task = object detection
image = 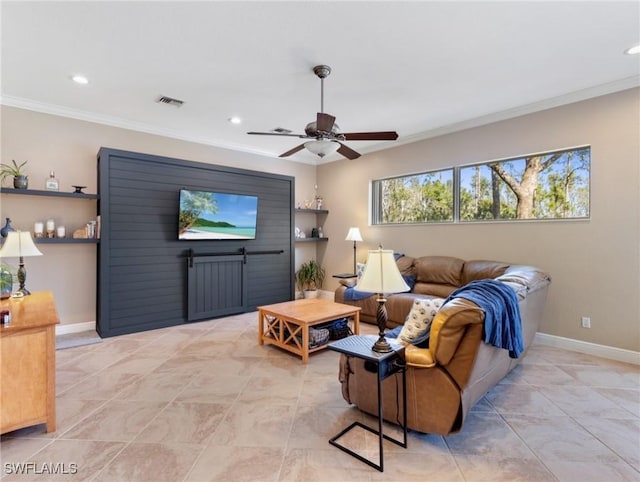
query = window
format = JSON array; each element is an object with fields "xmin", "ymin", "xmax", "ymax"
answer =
[
  {"xmin": 372, "ymin": 169, "xmax": 454, "ymax": 224},
  {"xmin": 372, "ymin": 146, "xmax": 590, "ymax": 225}
]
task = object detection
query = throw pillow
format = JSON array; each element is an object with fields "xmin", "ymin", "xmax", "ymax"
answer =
[
  {"xmin": 402, "ymin": 274, "xmax": 417, "ymax": 291},
  {"xmin": 397, "ymin": 298, "xmax": 444, "ymax": 346}
]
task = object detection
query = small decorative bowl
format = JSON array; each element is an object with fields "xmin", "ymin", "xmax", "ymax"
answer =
[{"xmin": 72, "ymin": 185, "xmax": 87, "ymax": 194}]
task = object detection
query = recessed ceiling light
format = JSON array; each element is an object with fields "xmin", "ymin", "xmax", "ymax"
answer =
[
  {"xmin": 229, "ymin": 117, "xmax": 242, "ymax": 125},
  {"xmin": 71, "ymin": 74, "xmax": 89, "ymax": 84},
  {"xmin": 624, "ymin": 44, "xmax": 640, "ymax": 55}
]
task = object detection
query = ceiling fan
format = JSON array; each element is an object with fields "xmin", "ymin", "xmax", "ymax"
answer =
[{"xmin": 247, "ymin": 65, "xmax": 399, "ymax": 160}]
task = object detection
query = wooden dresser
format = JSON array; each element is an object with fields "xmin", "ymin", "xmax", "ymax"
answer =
[{"xmin": 0, "ymin": 291, "xmax": 59, "ymax": 434}]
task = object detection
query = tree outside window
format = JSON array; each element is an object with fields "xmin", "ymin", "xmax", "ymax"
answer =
[
  {"xmin": 460, "ymin": 147, "xmax": 590, "ymax": 221},
  {"xmin": 372, "ymin": 146, "xmax": 590, "ymax": 225},
  {"xmin": 377, "ymin": 169, "xmax": 453, "ymax": 224}
]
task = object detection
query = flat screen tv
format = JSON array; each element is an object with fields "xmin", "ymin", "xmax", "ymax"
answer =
[{"xmin": 178, "ymin": 189, "xmax": 258, "ymax": 240}]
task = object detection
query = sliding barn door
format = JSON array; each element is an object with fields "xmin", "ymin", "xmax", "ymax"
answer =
[{"xmin": 187, "ymin": 255, "xmax": 246, "ymax": 321}]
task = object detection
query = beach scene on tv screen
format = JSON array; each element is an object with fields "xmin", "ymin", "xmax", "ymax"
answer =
[{"xmin": 179, "ymin": 190, "xmax": 258, "ymax": 240}]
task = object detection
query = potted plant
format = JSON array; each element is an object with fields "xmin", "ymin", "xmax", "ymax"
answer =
[
  {"xmin": 0, "ymin": 263, "xmax": 13, "ymax": 299},
  {"xmin": 296, "ymin": 259, "xmax": 325, "ymax": 298},
  {"xmin": 0, "ymin": 160, "xmax": 28, "ymax": 189}
]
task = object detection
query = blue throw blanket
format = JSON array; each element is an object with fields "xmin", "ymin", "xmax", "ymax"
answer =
[
  {"xmin": 443, "ymin": 279, "xmax": 524, "ymax": 358},
  {"xmin": 343, "ymin": 287, "xmax": 375, "ymax": 301}
]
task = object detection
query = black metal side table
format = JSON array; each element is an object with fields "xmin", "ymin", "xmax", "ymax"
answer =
[
  {"xmin": 332, "ymin": 273, "xmax": 357, "ymax": 279},
  {"xmin": 328, "ymin": 334, "xmax": 407, "ymax": 472}
]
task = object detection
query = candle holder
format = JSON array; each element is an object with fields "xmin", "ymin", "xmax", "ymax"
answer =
[
  {"xmin": 33, "ymin": 222, "xmax": 44, "ymax": 238},
  {"xmin": 46, "ymin": 219, "xmax": 55, "ymax": 238}
]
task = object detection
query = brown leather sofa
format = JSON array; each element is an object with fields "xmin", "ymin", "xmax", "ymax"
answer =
[{"xmin": 335, "ymin": 255, "xmax": 551, "ymax": 435}]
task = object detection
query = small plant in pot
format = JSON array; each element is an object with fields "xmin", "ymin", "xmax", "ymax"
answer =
[
  {"xmin": 296, "ymin": 260, "xmax": 325, "ymax": 299},
  {"xmin": 0, "ymin": 263, "xmax": 14, "ymax": 299},
  {"xmin": 0, "ymin": 160, "xmax": 29, "ymax": 189}
]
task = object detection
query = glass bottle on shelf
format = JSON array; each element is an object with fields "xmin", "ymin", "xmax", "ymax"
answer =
[{"xmin": 45, "ymin": 171, "xmax": 59, "ymax": 191}]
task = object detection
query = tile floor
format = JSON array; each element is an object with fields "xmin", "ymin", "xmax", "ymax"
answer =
[{"xmin": 1, "ymin": 312, "xmax": 638, "ymax": 481}]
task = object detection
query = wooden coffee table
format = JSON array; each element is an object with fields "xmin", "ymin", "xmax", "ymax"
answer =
[{"xmin": 258, "ymin": 298, "xmax": 360, "ymax": 363}]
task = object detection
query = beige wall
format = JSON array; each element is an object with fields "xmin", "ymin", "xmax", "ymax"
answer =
[
  {"xmin": 1, "ymin": 106, "xmax": 318, "ymax": 327},
  {"xmin": 318, "ymin": 88, "xmax": 640, "ymax": 352},
  {"xmin": 3, "ymin": 88, "xmax": 639, "ymax": 352}
]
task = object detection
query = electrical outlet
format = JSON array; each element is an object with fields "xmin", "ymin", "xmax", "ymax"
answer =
[{"xmin": 581, "ymin": 316, "xmax": 591, "ymax": 328}]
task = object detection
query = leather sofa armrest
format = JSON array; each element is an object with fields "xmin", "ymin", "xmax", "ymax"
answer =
[
  {"xmin": 429, "ymin": 298, "xmax": 485, "ymax": 366},
  {"xmin": 416, "ymin": 298, "xmax": 484, "ymax": 366},
  {"xmin": 497, "ymin": 266, "xmax": 551, "ymax": 297},
  {"xmin": 405, "ymin": 345, "xmax": 436, "ymax": 368},
  {"xmin": 335, "ymin": 285, "xmax": 347, "ymax": 303},
  {"xmin": 402, "ymin": 298, "xmax": 484, "ymax": 369}
]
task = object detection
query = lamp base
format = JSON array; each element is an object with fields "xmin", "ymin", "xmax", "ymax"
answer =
[
  {"xmin": 372, "ymin": 335, "xmax": 393, "ymax": 353},
  {"xmin": 372, "ymin": 297, "xmax": 393, "ymax": 353},
  {"xmin": 17, "ymin": 260, "xmax": 31, "ymax": 296}
]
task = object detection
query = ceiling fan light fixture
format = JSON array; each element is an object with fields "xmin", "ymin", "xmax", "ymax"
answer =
[
  {"xmin": 624, "ymin": 43, "xmax": 640, "ymax": 55},
  {"xmin": 304, "ymin": 139, "xmax": 339, "ymax": 158},
  {"xmin": 71, "ymin": 74, "xmax": 89, "ymax": 85}
]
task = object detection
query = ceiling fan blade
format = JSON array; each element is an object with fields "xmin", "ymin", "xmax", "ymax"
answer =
[
  {"xmin": 337, "ymin": 142, "xmax": 361, "ymax": 160},
  {"xmin": 247, "ymin": 131, "xmax": 307, "ymax": 138},
  {"xmin": 342, "ymin": 131, "xmax": 399, "ymax": 141},
  {"xmin": 279, "ymin": 143, "xmax": 306, "ymax": 158},
  {"xmin": 316, "ymin": 112, "xmax": 336, "ymax": 133}
]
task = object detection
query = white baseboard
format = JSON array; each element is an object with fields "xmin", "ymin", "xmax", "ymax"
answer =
[
  {"xmin": 56, "ymin": 321, "xmax": 96, "ymax": 336},
  {"xmin": 535, "ymin": 332, "xmax": 640, "ymax": 365}
]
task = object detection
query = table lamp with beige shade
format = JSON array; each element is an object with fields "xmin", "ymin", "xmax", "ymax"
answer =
[
  {"xmin": 0, "ymin": 231, "xmax": 43, "ymax": 296},
  {"xmin": 355, "ymin": 247, "xmax": 410, "ymax": 352}
]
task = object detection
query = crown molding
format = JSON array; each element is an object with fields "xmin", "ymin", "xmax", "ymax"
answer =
[
  {"xmin": 0, "ymin": 94, "xmax": 301, "ymax": 161},
  {"xmin": 318, "ymin": 75, "xmax": 640, "ymax": 164},
  {"xmin": 391, "ymin": 75, "xmax": 640, "ymax": 148},
  {"xmin": 3, "ymin": 74, "xmax": 638, "ymax": 167}
]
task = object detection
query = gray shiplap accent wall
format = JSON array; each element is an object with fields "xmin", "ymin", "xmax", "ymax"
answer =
[{"xmin": 97, "ymin": 147, "xmax": 294, "ymax": 337}]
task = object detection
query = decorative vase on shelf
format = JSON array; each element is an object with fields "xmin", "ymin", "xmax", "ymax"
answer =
[{"xmin": 0, "ymin": 218, "xmax": 16, "ymax": 239}]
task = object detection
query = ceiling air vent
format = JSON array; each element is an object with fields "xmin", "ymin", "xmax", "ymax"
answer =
[{"xmin": 156, "ymin": 95, "xmax": 184, "ymax": 107}]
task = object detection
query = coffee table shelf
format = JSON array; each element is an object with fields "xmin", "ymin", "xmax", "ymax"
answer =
[{"xmin": 258, "ymin": 299, "xmax": 360, "ymax": 364}]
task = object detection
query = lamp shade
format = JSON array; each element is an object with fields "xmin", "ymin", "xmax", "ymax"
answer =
[
  {"xmin": 0, "ymin": 231, "xmax": 43, "ymax": 258},
  {"xmin": 345, "ymin": 227, "xmax": 363, "ymax": 242},
  {"xmin": 355, "ymin": 248, "xmax": 409, "ymax": 294},
  {"xmin": 304, "ymin": 139, "xmax": 340, "ymax": 158}
]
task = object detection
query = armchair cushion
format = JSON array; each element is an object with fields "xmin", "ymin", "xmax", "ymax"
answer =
[{"xmin": 414, "ymin": 256, "xmax": 464, "ymax": 286}]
